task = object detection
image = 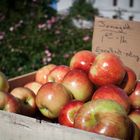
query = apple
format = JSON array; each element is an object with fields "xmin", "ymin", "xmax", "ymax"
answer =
[
  {"xmin": 70, "ymin": 50, "xmax": 96, "ymax": 73},
  {"xmin": 74, "ymin": 99, "xmax": 138, "ymax": 140},
  {"xmin": 92, "ymin": 84, "xmax": 130, "ymax": 113},
  {"xmin": 129, "ymin": 81, "xmax": 140, "ymax": 109},
  {"xmin": 36, "ymin": 82, "xmax": 72, "ymax": 119},
  {"xmin": 10, "ymin": 87, "xmax": 37, "ymax": 117},
  {"xmin": 24, "ymin": 81, "xmax": 42, "ymax": 95},
  {"xmin": 62, "ymin": 69, "xmax": 94, "ymax": 102},
  {"xmin": 58, "ymin": 100, "xmax": 84, "ymax": 127},
  {"xmin": 129, "ymin": 109, "xmax": 140, "ymax": 130},
  {"xmin": 0, "ymin": 91, "xmax": 20, "ymax": 113},
  {"xmin": 0, "ymin": 71, "xmax": 9, "ymax": 92},
  {"xmin": 89, "ymin": 53, "xmax": 126, "ymax": 87},
  {"xmin": 35, "ymin": 64, "xmax": 56, "ymax": 84},
  {"xmin": 47, "ymin": 65, "xmax": 71, "ymax": 83},
  {"xmin": 120, "ymin": 66, "xmax": 137, "ymax": 95}
]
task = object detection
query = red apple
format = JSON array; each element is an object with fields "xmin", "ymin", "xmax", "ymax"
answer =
[
  {"xmin": 0, "ymin": 71, "xmax": 9, "ymax": 92},
  {"xmin": 24, "ymin": 81, "xmax": 42, "ymax": 95},
  {"xmin": 92, "ymin": 84, "xmax": 130, "ymax": 113},
  {"xmin": 129, "ymin": 81, "xmax": 140, "ymax": 109},
  {"xmin": 129, "ymin": 109, "xmax": 140, "ymax": 130},
  {"xmin": 0, "ymin": 91, "xmax": 20, "ymax": 113},
  {"xmin": 120, "ymin": 66, "xmax": 137, "ymax": 95},
  {"xmin": 70, "ymin": 50, "xmax": 96, "ymax": 73},
  {"xmin": 36, "ymin": 82, "xmax": 72, "ymax": 119},
  {"xmin": 62, "ymin": 69, "xmax": 94, "ymax": 102},
  {"xmin": 74, "ymin": 99, "xmax": 138, "ymax": 140},
  {"xmin": 47, "ymin": 65, "xmax": 71, "ymax": 83},
  {"xmin": 10, "ymin": 87, "xmax": 37, "ymax": 116},
  {"xmin": 89, "ymin": 53, "xmax": 126, "ymax": 87},
  {"xmin": 35, "ymin": 64, "xmax": 56, "ymax": 84},
  {"xmin": 58, "ymin": 100, "xmax": 84, "ymax": 127}
]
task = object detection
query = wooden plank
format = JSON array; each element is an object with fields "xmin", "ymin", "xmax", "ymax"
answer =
[{"xmin": 0, "ymin": 110, "xmax": 118, "ymax": 140}]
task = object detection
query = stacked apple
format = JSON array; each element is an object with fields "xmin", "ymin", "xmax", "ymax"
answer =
[{"xmin": 1, "ymin": 50, "xmax": 140, "ymax": 140}]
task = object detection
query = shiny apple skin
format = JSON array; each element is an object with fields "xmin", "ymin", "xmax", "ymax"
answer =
[
  {"xmin": 129, "ymin": 81, "xmax": 140, "ymax": 109},
  {"xmin": 47, "ymin": 65, "xmax": 71, "ymax": 83},
  {"xmin": 10, "ymin": 87, "xmax": 37, "ymax": 116},
  {"xmin": 0, "ymin": 91, "xmax": 20, "ymax": 113},
  {"xmin": 129, "ymin": 109, "xmax": 140, "ymax": 130},
  {"xmin": 24, "ymin": 81, "xmax": 42, "ymax": 95},
  {"xmin": 58, "ymin": 100, "xmax": 84, "ymax": 127},
  {"xmin": 89, "ymin": 53, "xmax": 126, "ymax": 87},
  {"xmin": 70, "ymin": 50, "xmax": 96, "ymax": 73},
  {"xmin": 120, "ymin": 66, "xmax": 137, "ymax": 95},
  {"xmin": 36, "ymin": 82, "xmax": 72, "ymax": 119},
  {"xmin": 62, "ymin": 69, "xmax": 94, "ymax": 102},
  {"xmin": 35, "ymin": 64, "xmax": 56, "ymax": 84},
  {"xmin": 0, "ymin": 71, "xmax": 9, "ymax": 92},
  {"xmin": 74, "ymin": 99, "xmax": 137, "ymax": 140},
  {"xmin": 92, "ymin": 84, "xmax": 130, "ymax": 113}
]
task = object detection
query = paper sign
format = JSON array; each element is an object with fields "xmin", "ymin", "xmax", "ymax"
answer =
[{"xmin": 92, "ymin": 17, "xmax": 140, "ymax": 79}]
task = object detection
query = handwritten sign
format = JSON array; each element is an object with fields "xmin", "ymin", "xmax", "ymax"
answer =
[{"xmin": 92, "ymin": 17, "xmax": 140, "ymax": 79}]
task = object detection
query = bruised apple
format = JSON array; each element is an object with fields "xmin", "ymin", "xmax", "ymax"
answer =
[
  {"xmin": 36, "ymin": 82, "xmax": 72, "ymax": 119},
  {"xmin": 0, "ymin": 71, "xmax": 9, "ymax": 92},
  {"xmin": 89, "ymin": 53, "xmax": 126, "ymax": 87},
  {"xmin": 92, "ymin": 84, "xmax": 130, "ymax": 113},
  {"xmin": 74, "ymin": 99, "xmax": 139, "ymax": 140},
  {"xmin": 62, "ymin": 69, "xmax": 94, "ymax": 102},
  {"xmin": 35, "ymin": 64, "xmax": 56, "ymax": 84},
  {"xmin": 70, "ymin": 50, "xmax": 96, "ymax": 73},
  {"xmin": 58, "ymin": 100, "xmax": 84, "ymax": 127},
  {"xmin": 0, "ymin": 91, "xmax": 20, "ymax": 113},
  {"xmin": 47, "ymin": 65, "xmax": 71, "ymax": 83},
  {"xmin": 10, "ymin": 87, "xmax": 37, "ymax": 116}
]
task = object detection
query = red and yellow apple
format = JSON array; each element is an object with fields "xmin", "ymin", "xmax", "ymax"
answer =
[
  {"xmin": 58, "ymin": 100, "xmax": 84, "ymax": 127},
  {"xmin": 70, "ymin": 50, "xmax": 96, "ymax": 73},
  {"xmin": 10, "ymin": 87, "xmax": 37, "ymax": 116},
  {"xmin": 47, "ymin": 65, "xmax": 71, "ymax": 83},
  {"xmin": 36, "ymin": 82, "xmax": 72, "ymax": 119},
  {"xmin": 24, "ymin": 81, "xmax": 42, "ymax": 95},
  {"xmin": 0, "ymin": 91, "xmax": 20, "ymax": 113},
  {"xmin": 89, "ymin": 53, "xmax": 126, "ymax": 87},
  {"xmin": 120, "ymin": 66, "xmax": 137, "ymax": 95},
  {"xmin": 35, "ymin": 64, "xmax": 56, "ymax": 84},
  {"xmin": 0, "ymin": 71, "xmax": 9, "ymax": 92},
  {"xmin": 62, "ymin": 69, "xmax": 94, "ymax": 102},
  {"xmin": 92, "ymin": 84, "xmax": 130, "ymax": 113}
]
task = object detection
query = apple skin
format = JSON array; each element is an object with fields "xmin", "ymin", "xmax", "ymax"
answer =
[
  {"xmin": 0, "ymin": 91, "xmax": 20, "ymax": 113},
  {"xmin": 24, "ymin": 81, "xmax": 42, "ymax": 95},
  {"xmin": 58, "ymin": 100, "xmax": 84, "ymax": 127},
  {"xmin": 70, "ymin": 50, "xmax": 96, "ymax": 73},
  {"xmin": 120, "ymin": 66, "xmax": 137, "ymax": 95},
  {"xmin": 74, "ymin": 99, "xmax": 137, "ymax": 140},
  {"xmin": 10, "ymin": 87, "xmax": 37, "ymax": 117},
  {"xmin": 62, "ymin": 69, "xmax": 94, "ymax": 102},
  {"xmin": 35, "ymin": 64, "xmax": 56, "ymax": 84},
  {"xmin": 47, "ymin": 65, "xmax": 71, "ymax": 83},
  {"xmin": 0, "ymin": 71, "xmax": 9, "ymax": 92},
  {"xmin": 129, "ymin": 109, "xmax": 140, "ymax": 130},
  {"xmin": 129, "ymin": 81, "xmax": 140, "ymax": 109},
  {"xmin": 92, "ymin": 84, "xmax": 130, "ymax": 113},
  {"xmin": 36, "ymin": 82, "xmax": 72, "ymax": 119},
  {"xmin": 89, "ymin": 53, "xmax": 126, "ymax": 87}
]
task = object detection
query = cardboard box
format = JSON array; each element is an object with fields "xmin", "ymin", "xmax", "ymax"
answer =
[{"xmin": 0, "ymin": 72, "xmax": 118, "ymax": 140}]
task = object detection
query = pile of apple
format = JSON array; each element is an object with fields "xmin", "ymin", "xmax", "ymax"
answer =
[{"xmin": 1, "ymin": 50, "xmax": 140, "ymax": 140}]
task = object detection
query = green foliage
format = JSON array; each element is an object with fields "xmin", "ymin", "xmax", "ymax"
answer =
[{"xmin": 0, "ymin": 0, "xmax": 98, "ymax": 78}]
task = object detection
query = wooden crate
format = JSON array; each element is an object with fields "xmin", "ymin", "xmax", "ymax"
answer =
[{"xmin": 0, "ymin": 72, "xmax": 118, "ymax": 140}]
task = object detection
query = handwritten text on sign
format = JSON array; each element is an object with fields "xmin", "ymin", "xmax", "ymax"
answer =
[{"xmin": 92, "ymin": 17, "xmax": 140, "ymax": 78}]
